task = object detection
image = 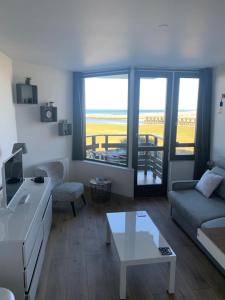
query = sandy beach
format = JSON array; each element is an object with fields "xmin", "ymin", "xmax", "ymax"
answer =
[{"xmin": 85, "ymin": 110, "xmax": 196, "ymax": 152}]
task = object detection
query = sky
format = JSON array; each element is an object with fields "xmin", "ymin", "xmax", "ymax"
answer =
[{"xmin": 85, "ymin": 76, "xmax": 199, "ymax": 111}]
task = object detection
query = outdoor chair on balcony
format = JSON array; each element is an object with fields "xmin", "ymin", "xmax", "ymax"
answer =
[{"xmin": 35, "ymin": 158, "xmax": 86, "ymax": 217}]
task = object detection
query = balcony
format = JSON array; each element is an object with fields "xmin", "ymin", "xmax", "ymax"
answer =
[{"xmin": 86, "ymin": 133, "xmax": 163, "ymax": 185}]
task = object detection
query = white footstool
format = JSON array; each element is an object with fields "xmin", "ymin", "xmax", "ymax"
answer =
[{"xmin": 52, "ymin": 182, "xmax": 86, "ymax": 216}]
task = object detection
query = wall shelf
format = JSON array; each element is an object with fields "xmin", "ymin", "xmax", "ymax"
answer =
[
  {"xmin": 40, "ymin": 103, "xmax": 57, "ymax": 122},
  {"xmin": 16, "ymin": 78, "xmax": 38, "ymax": 104},
  {"xmin": 58, "ymin": 120, "xmax": 72, "ymax": 136}
]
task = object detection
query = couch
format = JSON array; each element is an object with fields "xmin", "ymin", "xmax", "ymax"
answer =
[{"xmin": 168, "ymin": 162, "xmax": 225, "ymax": 273}]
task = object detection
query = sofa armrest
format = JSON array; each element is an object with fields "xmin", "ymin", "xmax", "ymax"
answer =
[{"xmin": 171, "ymin": 180, "xmax": 199, "ymax": 191}]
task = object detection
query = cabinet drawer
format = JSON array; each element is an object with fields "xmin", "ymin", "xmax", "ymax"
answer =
[
  {"xmin": 23, "ymin": 195, "xmax": 51, "ymax": 266},
  {"xmin": 24, "ymin": 224, "xmax": 43, "ymax": 292},
  {"xmin": 23, "ymin": 223, "xmax": 40, "ymax": 267},
  {"xmin": 43, "ymin": 196, "xmax": 52, "ymax": 250},
  {"xmin": 25, "ymin": 236, "xmax": 45, "ymax": 300}
]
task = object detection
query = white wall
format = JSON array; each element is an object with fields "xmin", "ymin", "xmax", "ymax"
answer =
[
  {"xmin": 13, "ymin": 61, "xmax": 73, "ymax": 176},
  {"xmin": 211, "ymin": 64, "xmax": 225, "ymax": 161},
  {"xmin": 168, "ymin": 161, "xmax": 194, "ymax": 190},
  {"xmin": 0, "ymin": 52, "xmax": 17, "ymax": 186}
]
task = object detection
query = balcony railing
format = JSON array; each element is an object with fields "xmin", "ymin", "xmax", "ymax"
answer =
[{"xmin": 86, "ymin": 133, "xmax": 163, "ymax": 180}]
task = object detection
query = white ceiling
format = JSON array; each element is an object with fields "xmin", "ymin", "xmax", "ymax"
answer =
[{"xmin": 1, "ymin": 0, "xmax": 225, "ymax": 71}]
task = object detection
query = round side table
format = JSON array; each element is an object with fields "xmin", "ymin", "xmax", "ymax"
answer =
[{"xmin": 89, "ymin": 178, "xmax": 112, "ymax": 203}]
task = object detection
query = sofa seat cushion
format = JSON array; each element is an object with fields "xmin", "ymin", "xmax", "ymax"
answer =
[
  {"xmin": 169, "ymin": 189, "xmax": 225, "ymax": 229},
  {"xmin": 201, "ymin": 217, "xmax": 225, "ymax": 229}
]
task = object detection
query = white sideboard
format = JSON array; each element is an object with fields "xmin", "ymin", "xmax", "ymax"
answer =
[{"xmin": 0, "ymin": 178, "xmax": 52, "ymax": 300}]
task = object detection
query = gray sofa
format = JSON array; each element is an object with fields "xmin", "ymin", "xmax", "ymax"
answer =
[{"xmin": 168, "ymin": 163, "xmax": 225, "ymax": 273}]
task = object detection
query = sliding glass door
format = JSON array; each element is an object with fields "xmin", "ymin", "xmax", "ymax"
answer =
[{"xmin": 133, "ymin": 71, "xmax": 172, "ymax": 196}]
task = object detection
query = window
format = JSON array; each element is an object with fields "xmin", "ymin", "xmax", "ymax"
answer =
[
  {"xmin": 84, "ymin": 72, "xmax": 129, "ymax": 166},
  {"xmin": 171, "ymin": 74, "xmax": 200, "ymax": 159}
]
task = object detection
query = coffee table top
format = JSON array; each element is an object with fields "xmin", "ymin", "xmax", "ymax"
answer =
[{"xmin": 106, "ymin": 211, "xmax": 176, "ymax": 263}]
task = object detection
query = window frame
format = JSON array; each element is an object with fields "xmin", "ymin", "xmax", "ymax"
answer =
[
  {"xmin": 170, "ymin": 71, "xmax": 200, "ymax": 161},
  {"xmin": 82, "ymin": 68, "xmax": 130, "ymax": 168}
]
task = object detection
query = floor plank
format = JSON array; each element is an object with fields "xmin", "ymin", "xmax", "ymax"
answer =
[{"xmin": 36, "ymin": 195, "xmax": 225, "ymax": 300}]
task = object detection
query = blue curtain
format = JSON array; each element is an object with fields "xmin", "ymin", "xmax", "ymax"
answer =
[
  {"xmin": 194, "ymin": 68, "xmax": 212, "ymax": 179},
  {"xmin": 72, "ymin": 72, "xmax": 85, "ymax": 160}
]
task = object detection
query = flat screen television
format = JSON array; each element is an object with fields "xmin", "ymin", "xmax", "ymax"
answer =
[{"xmin": 1, "ymin": 149, "xmax": 24, "ymax": 209}]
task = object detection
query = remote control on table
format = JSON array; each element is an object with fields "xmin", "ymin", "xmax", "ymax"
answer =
[
  {"xmin": 136, "ymin": 211, "xmax": 147, "ymax": 217},
  {"xmin": 159, "ymin": 247, "xmax": 172, "ymax": 256}
]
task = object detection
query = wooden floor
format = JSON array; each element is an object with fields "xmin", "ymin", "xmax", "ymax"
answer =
[{"xmin": 36, "ymin": 194, "xmax": 225, "ymax": 300}]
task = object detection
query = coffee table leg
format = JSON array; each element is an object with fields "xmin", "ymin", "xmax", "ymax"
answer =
[
  {"xmin": 120, "ymin": 263, "xmax": 127, "ymax": 299},
  {"xmin": 168, "ymin": 260, "xmax": 176, "ymax": 294},
  {"xmin": 106, "ymin": 221, "xmax": 111, "ymax": 245}
]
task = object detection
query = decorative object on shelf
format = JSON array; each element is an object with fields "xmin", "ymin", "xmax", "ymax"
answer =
[
  {"xmin": 218, "ymin": 93, "xmax": 225, "ymax": 113},
  {"xmin": 40, "ymin": 102, "xmax": 57, "ymax": 122},
  {"xmin": 12, "ymin": 142, "xmax": 28, "ymax": 154},
  {"xmin": 89, "ymin": 177, "xmax": 112, "ymax": 203},
  {"xmin": 58, "ymin": 120, "xmax": 72, "ymax": 136},
  {"xmin": 16, "ymin": 77, "xmax": 38, "ymax": 104}
]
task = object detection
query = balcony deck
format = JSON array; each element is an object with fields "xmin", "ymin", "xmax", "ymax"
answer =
[{"xmin": 138, "ymin": 170, "xmax": 162, "ymax": 185}]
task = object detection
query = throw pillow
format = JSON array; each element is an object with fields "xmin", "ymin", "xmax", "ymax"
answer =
[{"xmin": 195, "ymin": 170, "xmax": 223, "ymax": 198}]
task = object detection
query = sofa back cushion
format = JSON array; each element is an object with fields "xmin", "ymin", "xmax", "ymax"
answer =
[
  {"xmin": 212, "ymin": 166, "xmax": 225, "ymax": 200},
  {"xmin": 195, "ymin": 170, "xmax": 223, "ymax": 198}
]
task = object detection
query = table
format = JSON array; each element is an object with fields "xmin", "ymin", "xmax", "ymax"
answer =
[
  {"xmin": 90, "ymin": 178, "xmax": 112, "ymax": 203},
  {"xmin": 106, "ymin": 211, "xmax": 176, "ymax": 299},
  {"xmin": 197, "ymin": 227, "xmax": 225, "ymax": 269}
]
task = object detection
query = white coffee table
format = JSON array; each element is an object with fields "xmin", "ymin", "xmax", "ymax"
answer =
[{"xmin": 106, "ymin": 211, "xmax": 176, "ymax": 299}]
